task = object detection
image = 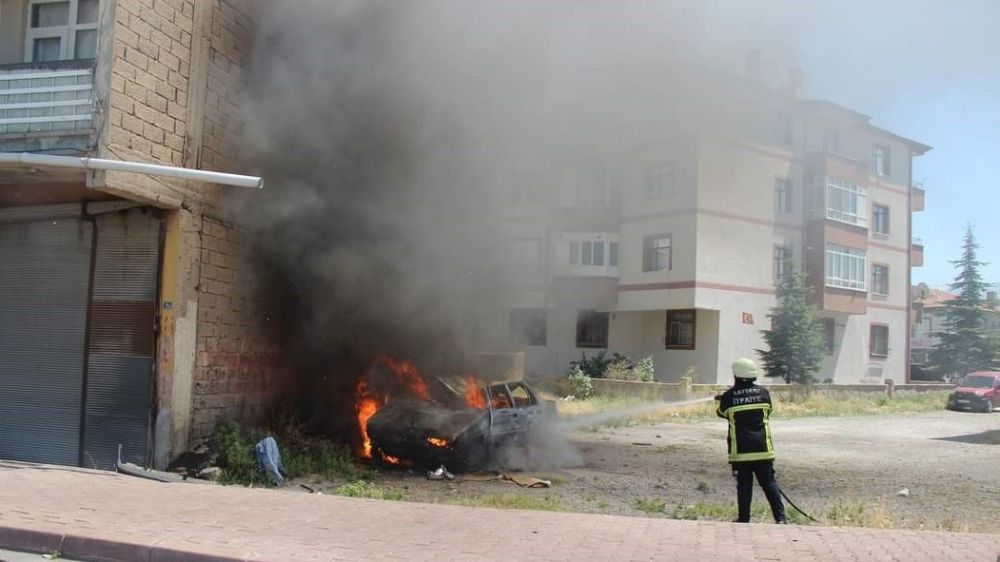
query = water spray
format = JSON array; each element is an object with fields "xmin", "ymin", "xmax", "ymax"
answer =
[{"xmin": 559, "ymin": 396, "xmax": 716, "ymax": 431}]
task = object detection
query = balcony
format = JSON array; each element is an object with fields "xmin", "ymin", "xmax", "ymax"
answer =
[
  {"xmin": 0, "ymin": 60, "xmax": 95, "ymax": 153},
  {"xmin": 911, "ymin": 238, "xmax": 924, "ymax": 267},
  {"xmin": 912, "ymin": 180, "xmax": 925, "ymax": 212}
]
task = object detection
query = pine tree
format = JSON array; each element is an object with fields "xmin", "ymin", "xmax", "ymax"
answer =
[
  {"xmin": 757, "ymin": 259, "xmax": 824, "ymax": 384},
  {"xmin": 928, "ymin": 225, "xmax": 999, "ymax": 378}
]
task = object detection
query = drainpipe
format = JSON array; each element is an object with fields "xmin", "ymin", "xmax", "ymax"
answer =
[{"xmin": 0, "ymin": 152, "xmax": 263, "ymax": 189}]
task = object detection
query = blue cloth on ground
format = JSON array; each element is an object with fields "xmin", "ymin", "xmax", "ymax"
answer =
[{"xmin": 255, "ymin": 436, "xmax": 286, "ymax": 484}]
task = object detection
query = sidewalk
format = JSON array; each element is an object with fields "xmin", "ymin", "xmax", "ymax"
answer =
[{"xmin": 0, "ymin": 464, "xmax": 997, "ymax": 562}]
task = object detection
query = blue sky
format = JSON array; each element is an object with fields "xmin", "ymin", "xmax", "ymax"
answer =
[{"xmin": 691, "ymin": 0, "xmax": 1000, "ymax": 288}]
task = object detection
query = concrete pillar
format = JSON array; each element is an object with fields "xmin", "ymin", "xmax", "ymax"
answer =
[
  {"xmin": 884, "ymin": 378, "xmax": 896, "ymax": 399},
  {"xmin": 680, "ymin": 376, "xmax": 693, "ymax": 400}
]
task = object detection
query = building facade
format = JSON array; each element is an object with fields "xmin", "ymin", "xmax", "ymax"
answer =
[
  {"xmin": 0, "ymin": 0, "xmax": 281, "ymax": 470},
  {"xmin": 504, "ymin": 69, "xmax": 930, "ymax": 384},
  {"xmin": 910, "ymin": 285, "xmax": 1000, "ymax": 379}
]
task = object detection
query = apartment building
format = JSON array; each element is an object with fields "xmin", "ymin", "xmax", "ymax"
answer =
[
  {"xmin": 504, "ymin": 67, "xmax": 930, "ymax": 385},
  {"xmin": 0, "ymin": 0, "xmax": 280, "ymax": 470}
]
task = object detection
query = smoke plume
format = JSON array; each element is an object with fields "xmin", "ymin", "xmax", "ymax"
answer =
[{"xmin": 237, "ymin": 1, "xmax": 763, "ymax": 440}]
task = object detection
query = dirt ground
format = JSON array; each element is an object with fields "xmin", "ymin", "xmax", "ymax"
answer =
[{"xmin": 293, "ymin": 410, "xmax": 1000, "ymax": 533}]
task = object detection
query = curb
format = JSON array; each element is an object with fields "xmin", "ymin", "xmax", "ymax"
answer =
[{"xmin": 0, "ymin": 524, "xmax": 246, "ymax": 562}]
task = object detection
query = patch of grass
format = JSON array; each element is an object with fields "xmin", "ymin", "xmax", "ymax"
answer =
[
  {"xmin": 633, "ymin": 498, "xmax": 667, "ymax": 513},
  {"xmin": 334, "ymin": 480, "xmax": 408, "ymax": 501},
  {"xmin": 211, "ymin": 420, "xmax": 368, "ymax": 486},
  {"xmin": 671, "ymin": 501, "xmax": 810, "ymax": 524},
  {"xmin": 453, "ymin": 493, "xmax": 567, "ymax": 512},
  {"xmin": 824, "ymin": 499, "xmax": 895, "ymax": 529},
  {"xmin": 556, "ymin": 391, "xmax": 950, "ymax": 428},
  {"xmin": 695, "ymin": 481, "xmax": 711, "ymax": 493}
]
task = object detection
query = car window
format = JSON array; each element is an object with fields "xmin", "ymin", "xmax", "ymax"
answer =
[
  {"xmin": 507, "ymin": 383, "xmax": 534, "ymax": 407},
  {"xmin": 489, "ymin": 385, "xmax": 512, "ymax": 409},
  {"xmin": 962, "ymin": 376, "xmax": 994, "ymax": 389}
]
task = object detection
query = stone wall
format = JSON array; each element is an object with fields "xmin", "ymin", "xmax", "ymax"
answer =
[{"xmin": 189, "ymin": 215, "xmax": 284, "ymax": 440}]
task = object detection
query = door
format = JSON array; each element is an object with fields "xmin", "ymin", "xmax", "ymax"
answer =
[{"xmin": 0, "ymin": 217, "xmax": 93, "ymax": 465}]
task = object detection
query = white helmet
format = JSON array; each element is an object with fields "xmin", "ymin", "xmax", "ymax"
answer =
[{"xmin": 732, "ymin": 357, "xmax": 760, "ymax": 380}]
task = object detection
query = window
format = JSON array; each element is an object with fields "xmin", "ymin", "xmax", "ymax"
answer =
[
  {"xmin": 825, "ymin": 244, "xmax": 867, "ymax": 291},
  {"xmin": 773, "ymin": 245, "xmax": 792, "ymax": 282},
  {"xmin": 576, "ymin": 310, "xmax": 609, "ymax": 348},
  {"xmin": 25, "ymin": 0, "xmax": 100, "ymax": 62},
  {"xmin": 507, "ymin": 383, "xmax": 534, "ymax": 407},
  {"xmin": 509, "ymin": 309, "xmax": 547, "ymax": 346},
  {"xmin": 506, "ymin": 238, "xmax": 542, "ymax": 272},
  {"xmin": 666, "ymin": 310, "xmax": 696, "ymax": 349},
  {"xmin": 568, "ymin": 238, "xmax": 617, "ymax": 268},
  {"xmin": 872, "ymin": 205, "xmax": 889, "ymax": 235},
  {"xmin": 870, "ymin": 324, "xmax": 889, "ymax": 357},
  {"xmin": 577, "ymin": 164, "xmax": 621, "ymax": 207},
  {"xmin": 779, "ymin": 112, "xmax": 794, "ymax": 146},
  {"xmin": 823, "ymin": 318, "xmax": 835, "ymax": 354},
  {"xmin": 775, "ymin": 178, "xmax": 792, "ymax": 214},
  {"xmin": 823, "ymin": 129, "xmax": 840, "ymax": 153},
  {"xmin": 489, "ymin": 385, "xmax": 512, "ymax": 409},
  {"xmin": 873, "ymin": 145, "xmax": 890, "ymax": 176},
  {"xmin": 815, "ymin": 176, "xmax": 868, "ymax": 227},
  {"xmin": 642, "ymin": 234, "xmax": 672, "ymax": 272},
  {"xmin": 871, "ymin": 264, "xmax": 889, "ymax": 296},
  {"xmin": 645, "ymin": 164, "xmax": 674, "ymax": 201}
]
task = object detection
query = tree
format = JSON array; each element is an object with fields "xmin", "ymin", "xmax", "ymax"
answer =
[
  {"xmin": 928, "ymin": 225, "xmax": 1000, "ymax": 379},
  {"xmin": 757, "ymin": 260, "xmax": 824, "ymax": 384}
]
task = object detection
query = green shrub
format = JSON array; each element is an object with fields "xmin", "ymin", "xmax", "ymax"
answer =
[
  {"xmin": 566, "ymin": 365, "xmax": 594, "ymax": 399},
  {"xmin": 213, "ymin": 420, "xmax": 268, "ymax": 485},
  {"xmin": 634, "ymin": 498, "xmax": 667, "ymax": 513},
  {"xmin": 572, "ymin": 351, "xmax": 613, "ymax": 379},
  {"xmin": 636, "ymin": 356, "xmax": 655, "ymax": 382}
]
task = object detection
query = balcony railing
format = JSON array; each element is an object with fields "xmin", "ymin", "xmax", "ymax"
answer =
[{"xmin": 0, "ymin": 62, "xmax": 95, "ymax": 136}]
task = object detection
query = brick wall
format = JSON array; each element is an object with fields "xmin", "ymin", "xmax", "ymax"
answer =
[
  {"xmin": 200, "ymin": 0, "xmax": 251, "ymax": 173},
  {"xmin": 102, "ymin": 0, "xmax": 254, "ymax": 209},
  {"xmin": 189, "ymin": 215, "xmax": 284, "ymax": 440}
]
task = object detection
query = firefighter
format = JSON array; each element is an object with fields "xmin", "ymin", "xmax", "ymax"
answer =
[{"xmin": 715, "ymin": 357, "xmax": 787, "ymax": 524}]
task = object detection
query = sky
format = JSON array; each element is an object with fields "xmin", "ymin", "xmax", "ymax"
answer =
[{"xmin": 688, "ymin": 0, "xmax": 1000, "ymax": 289}]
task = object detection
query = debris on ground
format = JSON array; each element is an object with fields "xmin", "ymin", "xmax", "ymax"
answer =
[
  {"xmin": 427, "ymin": 465, "xmax": 455, "ymax": 480},
  {"xmin": 501, "ymin": 474, "xmax": 552, "ymax": 488},
  {"xmin": 197, "ymin": 467, "xmax": 221, "ymax": 481},
  {"xmin": 896, "ymin": 487, "xmax": 910, "ymax": 497},
  {"xmin": 632, "ymin": 442, "xmax": 653, "ymax": 446}
]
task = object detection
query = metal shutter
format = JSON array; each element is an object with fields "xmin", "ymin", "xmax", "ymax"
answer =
[
  {"xmin": 81, "ymin": 208, "xmax": 162, "ymax": 469},
  {"xmin": 0, "ymin": 217, "xmax": 93, "ymax": 466}
]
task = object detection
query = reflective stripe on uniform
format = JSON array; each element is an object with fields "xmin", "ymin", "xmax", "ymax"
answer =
[{"xmin": 723, "ymin": 403, "xmax": 774, "ymax": 463}]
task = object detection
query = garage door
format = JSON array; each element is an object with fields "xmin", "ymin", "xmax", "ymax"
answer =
[
  {"xmin": 0, "ymin": 215, "xmax": 93, "ymax": 465},
  {"xmin": 0, "ymin": 204, "xmax": 162, "ymax": 469}
]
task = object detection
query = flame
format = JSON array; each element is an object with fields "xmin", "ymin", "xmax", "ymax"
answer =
[
  {"xmin": 377, "ymin": 355, "xmax": 430, "ymax": 400},
  {"xmin": 382, "ymin": 453, "xmax": 401, "ymax": 465},
  {"xmin": 427, "ymin": 436, "xmax": 449, "ymax": 448},
  {"xmin": 356, "ymin": 379, "xmax": 382, "ymax": 459},
  {"xmin": 464, "ymin": 375, "xmax": 486, "ymax": 409}
]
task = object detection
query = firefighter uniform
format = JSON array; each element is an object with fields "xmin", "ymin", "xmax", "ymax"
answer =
[{"xmin": 716, "ymin": 358, "xmax": 786, "ymax": 524}]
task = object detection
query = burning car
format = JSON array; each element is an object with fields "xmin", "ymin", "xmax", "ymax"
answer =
[{"xmin": 364, "ymin": 374, "xmax": 555, "ymax": 472}]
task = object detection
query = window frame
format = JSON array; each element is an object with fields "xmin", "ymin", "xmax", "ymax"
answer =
[
  {"xmin": 873, "ymin": 144, "xmax": 891, "ymax": 177},
  {"xmin": 575, "ymin": 309, "xmax": 609, "ymax": 349},
  {"xmin": 773, "ymin": 245, "xmax": 792, "ymax": 282},
  {"xmin": 871, "ymin": 263, "xmax": 889, "ymax": 296},
  {"xmin": 825, "ymin": 244, "xmax": 867, "ymax": 291},
  {"xmin": 774, "ymin": 177, "xmax": 792, "ymax": 214},
  {"xmin": 822, "ymin": 318, "xmax": 836, "ymax": 354},
  {"xmin": 642, "ymin": 234, "xmax": 672, "ymax": 273},
  {"xmin": 665, "ymin": 309, "xmax": 696, "ymax": 350},
  {"xmin": 24, "ymin": 0, "xmax": 100, "ymax": 63},
  {"xmin": 644, "ymin": 163, "xmax": 674, "ymax": 201},
  {"xmin": 870, "ymin": 324, "xmax": 889, "ymax": 358},
  {"xmin": 872, "ymin": 204, "xmax": 890, "ymax": 235}
]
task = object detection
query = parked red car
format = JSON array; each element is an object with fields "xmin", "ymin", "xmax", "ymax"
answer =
[{"xmin": 946, "ymin": 372, "xmax": 1000, "ymax": 413}]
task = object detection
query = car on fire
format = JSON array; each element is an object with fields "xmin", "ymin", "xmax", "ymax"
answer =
[
  {"xmin": 946, "ymin": 372, "xmax": 1000, "ymax": 413},
  {"xmin": 367, "ymin": 379, "xmax": 555, "ymax": 471}
]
